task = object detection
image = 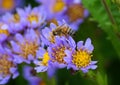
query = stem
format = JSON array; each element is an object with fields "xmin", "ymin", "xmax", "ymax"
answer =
[{"xmin": 102, "ymin": 0, "xmax": 116, "ymax": 25}]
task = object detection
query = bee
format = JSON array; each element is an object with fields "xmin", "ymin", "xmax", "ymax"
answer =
[{"xmin": 52, "ymin": 23, "xmax": 76, "ymax": 36}]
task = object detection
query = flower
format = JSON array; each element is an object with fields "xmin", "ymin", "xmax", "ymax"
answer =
[
  {"xmin": 0, "ymin": 22, "xmax": 9, "ymax": 43},
  {"xmin": 34, "ymin": 48, "xmax": 56, "ymax": 78},
  {"xmin": 0, "ymin": 44, "xmax": 19, "ymax": 84},
  {"xmin": 23, "ymin": 65, "xmax": 45, "ymax": 85},
  {"xmin": 47, "ymin": 36, "xmax": 76, "ymax": 69},
  {"xmin": 0, "ymin": 0, "xmax": 24, "ymax": 15},
  {"xmin": 36, "ymin": 0, "xmax": 66, "ymax": 20},
  {"xmin": 64, "ymin": 38, "xmax": 97, "ymax": 73},
  {"xmin": 16, "ymin": 5, "xmax": 46, "ymax": 29},
  {"xmin": 10, "ymin": 29, "xmax": 41, "ymax": 64},
  {"xmin": 41, "ymin": 20, "xmax": 75, "ymax": 46},
  {"xmin": 1, "ymin": 12, "xmax": 26, "ymax": 34}
]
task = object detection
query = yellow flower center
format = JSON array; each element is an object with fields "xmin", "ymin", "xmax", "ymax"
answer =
[
  {"xmin": 28, "ymin": 14, "xmax": 39, "ymax": 23},
  {"xmin": 42, "ymin": 52, "xmax": 50, "ymax": 66},
  {"xmin": 0, "ymin": 55, "xmax": 14, "ymax": 77},
  {"xmin": 19, "ymin": 41, "xmax": 39, "ymax": 59},
  {"xmin": 66, "ymin": 4, "xmax": 84, "ymax": 22},
  {"xmin": 52, "ymin": 0, "xmax": 65, "ymax": 13},
  {"xmin": 0, "ymin": 29, "xmax": 9, "ymax": 36},
  {"xmin": 52, "ymin": 45, "xmax": 67, "ymax": 64},
  {"xmin": 2, "ymin": 0, "xmax": 14, "ymax": 10},
  {"xmin": 72, "ymin": 50, "xmax": 91, "ymax": 68}
]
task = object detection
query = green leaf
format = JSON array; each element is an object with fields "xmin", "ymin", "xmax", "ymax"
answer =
[{"xmin": 82, "ymin": 0, "xmax": 120, "ymax": 58}]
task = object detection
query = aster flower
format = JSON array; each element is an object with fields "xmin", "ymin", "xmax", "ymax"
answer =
[
  {"xmin": 0, "ymin": 22, "xmax": 9, "ymax": 43},
  {"xmin": 0, "ymin": 0, "xmax": 24, "ymax": 15},
  {"xmin": 1, "ymin": 12, "xmax": 26, "ymax": 34},
  {"xmin": 41, "ymin": 20, "xmax": 75, "ymax": 46},
  {"xmin": 10, "ymin": 29, "xmax": 42, "ymax": 64},
  {"xmin": 64, "ymin": 38, "xmax": 97, "ymax": 73},
  {"xmin": 0, "ymin": 44, "xmax": 19, "ymax": 84},
  {"xmin": 47, "ymin": 36, "xmax": 76, "ymax": 69},
  {"xmin": 36, "ymin": 0, "xmax": 67, "ymax": 20},
  {"xmin": 16, "ymin": 5, "xmax": 46, "ymax": 29},
  {"xmin": 34, "ymin": 47, "xmax": 56, "ymax": 78},
  {"xmin": 23, "ymin": 65, "xmax": 45, "ymax": 85}
]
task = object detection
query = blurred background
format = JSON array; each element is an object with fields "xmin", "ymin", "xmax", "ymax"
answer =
[{"xmin": 1, "ymin": 0, "xmax": 120, "ymax": 85}]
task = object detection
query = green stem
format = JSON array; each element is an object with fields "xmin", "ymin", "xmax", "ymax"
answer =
[
  {"xmin": 102, "ymin": 0, "xmax": 120, "ymax": 33},
  {"xmin": 102, "ymin": 0, "xmax": 116, "ymax": 25}
]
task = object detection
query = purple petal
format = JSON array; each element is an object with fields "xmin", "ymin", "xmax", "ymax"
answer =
[
  {"xmin": 10, "ymin": 67, "xmax": 17, "ymax": 74},
  {"xmin": 15, "ymin": 34, "xmax": 24, "ymax": 43},
  {"xmin": 12, "ymin": 71, "xmax": 19, "ymax": 79},
  {"xmin": 10, "ymin": 41, "xmax": 21, "ymax": 53},
  {"xmin": 28, "ymin": 54, "xmax": 34, "ymax": 61},
  {"xmin": 90, "ymin": 65, "xmax": 97, "ymax": 70},
  {"xmin": 77, "ymin": 41, "xmax": 83, "ymax": 50},
  {"xmin": 84, "ymin": 10, "xmax": 89, "ymax": 17},
  {"xmin": 36, "ymin": 48, "xmax": 45, "ymax": 58},
  {"xmin": 47, "ymin": 66, "xmax": 56, "ymax": 78},
  {"xmin": 50, "ymin": 23, "xmax": 56, "ymax": 30},
  {"xmin": 90, "ymin": 61, "xmax": 98, "ymax": 64},
  {"xmin": 0, "ymin": 75, "xmax": 11, "ymax": 84},
  {"xmin": 64, "ymin": 50, "xmax": 72, "ymax": 63},
  {"xmin": 34, "ymin": 66, "xmax": 48, "ymax": 72},
  {"xmin": 42, "ymin": 27, "xmax": 51, "ymax": 38},
  {"xmin": 13, "ymin": 55, "xmax": 23, "ymax": 64},
  {"xmin": 68, "ymin": 36, "xmax": 76, "ymax": 48},
  {"xmin": 84, "ymin": 38, "xmax": 94, "ymax": 52}
]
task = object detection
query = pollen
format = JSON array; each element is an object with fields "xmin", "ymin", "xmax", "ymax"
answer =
[
  {"xmin": 66, "ymin": 4, "xmax": 84, "ymax": 22},
  {"xmin": 41, "ymin": 52, "xmax": 50, "ymax": 66},
  {"xmin": 19, "ymin": 41, "xmax": 39, "ymax": 59},
  {"xmin": 28, "ymin": 14, "xmax": 39, "ymax": 23},
  {"xmin": 52, "ymin": 0, "xmax": 65, "ymax": 13},
  {"xmin": 0, "ymin": 54, "xmax": 14, "ymax": 77},
  {"xmin": 52, "ymin": 45, "xmax": 67, "ymax": 64},
  {"xmin": 0, "ymin": 29, "xmax": 9, "ymax": 36},
  {"xmin": 2, "ymin": 0, "xmax": 14, "ymax": 10},
  {"xmin": 72, "ymin": 50, "xmax": 91, "ymax": 68}
]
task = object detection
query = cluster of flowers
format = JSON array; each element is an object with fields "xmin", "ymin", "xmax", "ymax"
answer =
[{"xmin": 0, "ymin": 0, "xmax": 97, "ymax": 84}]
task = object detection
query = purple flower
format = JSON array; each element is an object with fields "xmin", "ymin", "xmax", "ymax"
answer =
[
  {"xmin": 16, "ymin": 5, "xmax": 46, "ymax": 29},
  {"xmin": 64, "ymin": 38, "xmax": 97, "ymax": 73},
  {"xmin": 0, "ymin": 44, "xmax": 19, "ymax": 84},
  {"xmin": 0, "ymin": 0, "xmax": 24, "ymax": 15},
  {"xmin": 10, "ymin": 29, "xmax": 42, "ymax": 64},
  {"xmin": 36, "ymin": 0, "xmax": 67, "ymax": 20},
  {"xmin": 1, "ymin": 12, "xmax": 26, "ymax": 34},
  {"xmin": 47, "ymin": 36, "xmax": 75, "ymax": 69},
  {"xmin": 23, "ymin": 65, "xmax": 43, "ymax": 85}
]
